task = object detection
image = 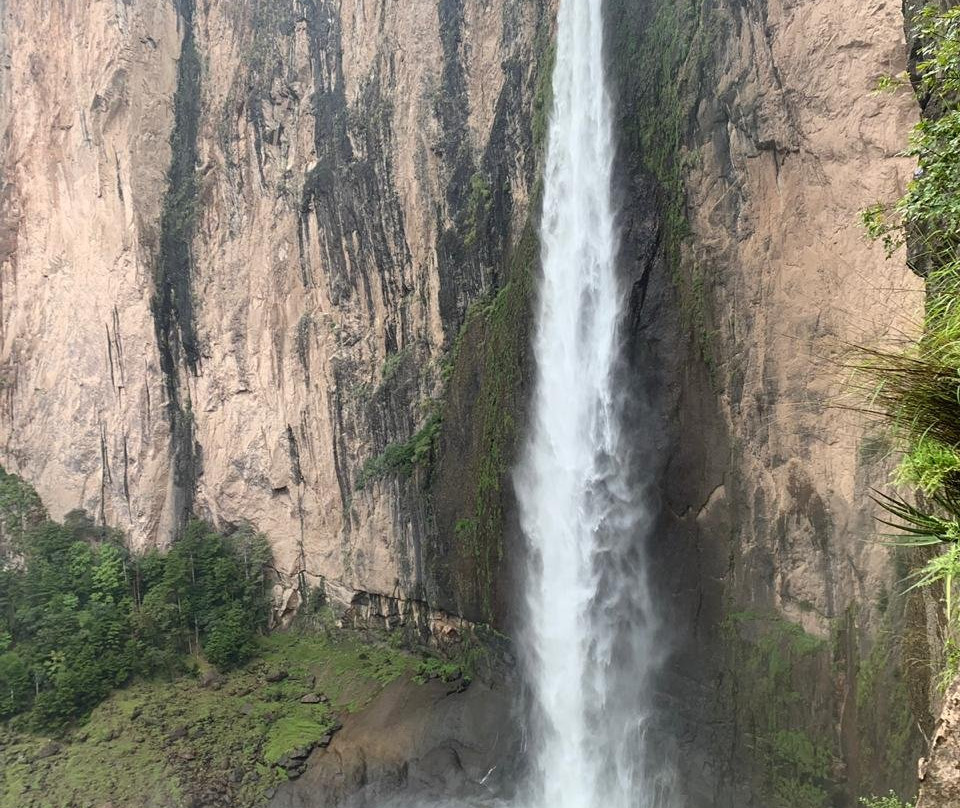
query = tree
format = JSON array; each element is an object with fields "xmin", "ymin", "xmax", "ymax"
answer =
[
  {"xmin": 204, "ymin": 604, "xmax": 254, "ymax": 670},
  {"xmin": 0, "ymin": 651, "xmax": 30, "ymax": 717}
]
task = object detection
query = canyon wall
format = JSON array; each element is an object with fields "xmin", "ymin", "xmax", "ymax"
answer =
[
  {"xmin": 0, "ymin": 0, "xmax": 551, "ymax": 624},
  {"xmin": 0, "ymin": 0, "xmax": 937, "ymax": 804},
  {"xmin": 605, "ymin": 0, "xmax": 930, "ymax": 803}
]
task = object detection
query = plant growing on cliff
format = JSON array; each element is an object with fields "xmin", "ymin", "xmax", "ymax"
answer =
[
  {"xmin": 0, "ymin": 471, "xmax": 274, "ymax": 728},
  {"xmin": 864, "ymin": 7, "xmax": 960, "ymax": 268},
  {"xmin": 860, "ymin": 792, "xmax": 914, "ymax": 808},
  {"xmin": 859, "ymin": 5, "xmax": 960, "ymax": 698},
  {"xmin": 356, "ymin": 411, "xmax": 442, "ymax": 490}
]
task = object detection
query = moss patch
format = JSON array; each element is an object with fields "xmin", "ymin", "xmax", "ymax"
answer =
[
  {"xmin": 434, "ymin": 222, "xmax": 537, "ymax": 621},
  {"xmin": 722, "ymin": 611, "xmax": 838, "ymax": 808},
  {"xmin": 0, "ymin": 630, "xmax": 420, "ymax": 808}
]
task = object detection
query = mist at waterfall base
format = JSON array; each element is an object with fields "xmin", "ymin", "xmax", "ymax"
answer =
[{"xmin": 380, "ymin": 0, "xmax": 676, "ymax": 806}]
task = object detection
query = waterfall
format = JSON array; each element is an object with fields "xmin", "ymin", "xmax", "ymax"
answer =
[{"xmin": 513, "ymin": 0, "xmax": 675, "ymax": 805}]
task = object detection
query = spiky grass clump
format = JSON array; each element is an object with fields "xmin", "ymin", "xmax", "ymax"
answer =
[{"xmin": 857, "ymin": 262, "xmax": 960, "ymax": 501}]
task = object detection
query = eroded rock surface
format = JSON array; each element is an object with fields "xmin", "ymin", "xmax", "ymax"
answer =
[
  {"xmin": 268, "ymin": 674, "xmax": 520, "ymax": 808},
  {"xmin": 0, "ymin": 0, "xmax": 551, "ymax": 617}
]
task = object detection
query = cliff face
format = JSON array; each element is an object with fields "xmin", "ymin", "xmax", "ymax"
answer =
[
  {"xmin": 602, "ymin": 0, "xmax": 927, "ymax": 803},
  {"xmin": 0, "ymin": 0, "xmax": 550, "ymax": 623},
  {"xmin": 681, "ymin": 0, "xmax": 927, "ymax": 799},
  {"xmin": 686, "ymin": 0, "xmax": 921, "ymax": 630},
  {"xmin": 0, "ymin": 0, "xmax": 936, "ymax": 804}
]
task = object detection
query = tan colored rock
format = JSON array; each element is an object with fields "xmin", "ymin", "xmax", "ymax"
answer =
[
  {"xmin": 686, "ymin": 0, "xmax": 924, "ymax": 637},
  {"xmin": 918, "ymin": 675, "xmax": 960, "ymax": 807},
  {"xmin": 0, "ymin": 0, "xmax": 546, "ymax": 611},
  {"xmin": 0, "ymin": 0, "xmax": 181, "ymax": 539}
]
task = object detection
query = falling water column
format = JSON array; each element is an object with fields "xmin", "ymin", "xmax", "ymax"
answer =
[{"xmin": 514, "ymin": 0, "xmax": 674, "ymax": 806}]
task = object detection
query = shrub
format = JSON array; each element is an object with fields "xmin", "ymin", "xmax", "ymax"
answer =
[
  {"xmin": 860, "ymin": 792, "xmax": 913, "ymax": 808},
  {"xmin": 0, "ymin": 469, "xmax": 274, "ymax": 728}
]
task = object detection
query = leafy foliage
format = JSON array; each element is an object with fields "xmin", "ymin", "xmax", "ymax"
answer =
[
  {"xmin": 0, "ymin": 467, "xmax": 45, "ymax": 550},
  {"xmin": 356, "ymin": 411, "xmax": 442, "ymax": 489},
  {"xmin": 0, "ymin": 470, "xmax": 272, "ymax": 728},
  {"xmin": 896, "ymin": 435, "xmax": 960, "ymax": 494},
  {"xmin": 864, "ymin": 8, "xmax": 960, "ymax": 267},
  {"xmin": 860, "ymin": 792, "xmax": 914, "ymax": 808}
]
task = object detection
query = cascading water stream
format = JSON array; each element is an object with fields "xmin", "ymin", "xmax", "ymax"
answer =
[
  {"xmin": 514, "ymin": 0, "xmax": 674, "ymax": 806},
  {"xmin": 380, "ymin": 4, "xmax": 674, "ymax": 807}
]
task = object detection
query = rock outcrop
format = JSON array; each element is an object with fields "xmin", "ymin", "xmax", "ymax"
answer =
[
  {"xmin": 268, "ymin": 674, "xmax": 520, "ymax": 808},
  {"xmin": 0, "ymin": 0, "xmax": 940, "ymax": 804},
  {"xmin": 918, "ymin": 677, "xmax": 960, "ymax": 807},
  {"xmin": 0, "ymin": 0, "xmax": 551, "ymax": 620}
]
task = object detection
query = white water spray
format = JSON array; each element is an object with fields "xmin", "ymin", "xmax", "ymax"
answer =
[{"xmin": 514, "ymin": 0, "xmax": 675, "ymax": 806}]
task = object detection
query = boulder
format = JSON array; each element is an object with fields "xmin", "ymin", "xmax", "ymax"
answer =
[{"xmin": 35, "ymin": 742, "xmax": 60, "ymax": 760}]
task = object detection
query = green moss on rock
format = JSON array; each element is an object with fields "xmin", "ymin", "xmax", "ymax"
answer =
[
  {"xmin": 0, "ymin": 630, "xmax": 421, "ymax": 808},
  {"xmin": 432, "ymin": 223, "xmax": 537, "ymax": 622},
  {"xmin": 722, "ymin": 611, "xmax": 838, "ymax": 808}
]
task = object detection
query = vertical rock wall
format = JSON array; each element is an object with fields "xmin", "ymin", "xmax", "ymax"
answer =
[
  {"xmin": 605, "ymin": 0, "xmax": 928, "ymax": 803},
  {"xmin": 0, "ymin": 0, "xmax": 550, "ymax": 620}
]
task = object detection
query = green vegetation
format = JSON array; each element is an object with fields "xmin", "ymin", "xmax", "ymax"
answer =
[
  {"xmin": 463, "ymin": 172, "xmax": 492, "ymax": 249},
  {"xmin": 860, "ymin": 793, "xmax": 914, "ymax": 808},
  {"xmin": 0, "ymin": 467, "xmax": 44, "ymax": 548},
  {"xmin": 356, "ymin": 411, "xmax": 442, "ymax": 490},
  {"xmin": 854, "ymin": 616, "xmax": 917, "ymax": 786},
  {"xmin": 862, "ymin": 8, "xmax": 960, "ymax": 267},
  {"xmin": 861, "ymin": 5, "xmax": 960, "ymax": 693},
  {"xmin": 379, "ymin": 347, "xmax": 411, "ymax": 386},
  {"xmin": 0, "ymin": 469, "xmax": 271, "ymax": 729},
  {"xmin": 606, "ymin": 0, "xmax": 720, "ymax": 374},
  {"xmin": 723, "ymin": 611, "xmax": 837, "ymax": 807},
  {"xmin": 444, "ymin": 224, "xmax": 537, "ymax": 619},
  {"xmin": 895, "ymin": 435, "xmax": 960, "ymax": 494},
  {"xmin": 0, "ymin": 631, "xmax": 421, "ymax": 808},
  {"xmin": 531, "ymin": 34, "xmax": 556, "ymax": 153}
]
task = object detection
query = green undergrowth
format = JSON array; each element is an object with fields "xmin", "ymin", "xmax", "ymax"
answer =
[
  {"xmin": 0, "ymin": 630, "xmax": 423, "ymax": 808},
  {"xmin": 860, "ymin": 4, "xmax": 960, "ymax": 694},
  {"xmin": 723, "ymin": 611, "xmax": 837, "ymax": 808}
]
